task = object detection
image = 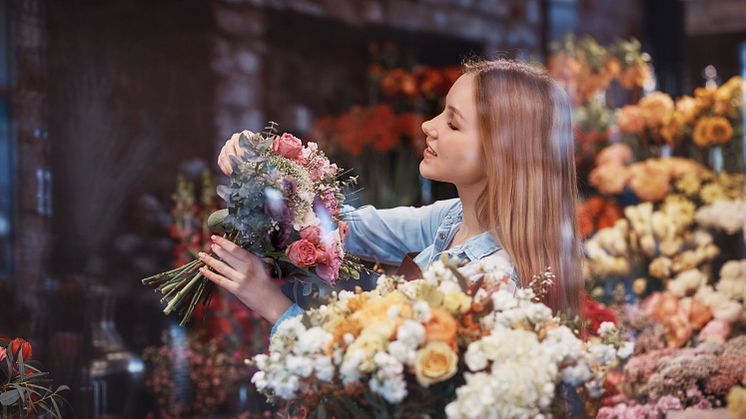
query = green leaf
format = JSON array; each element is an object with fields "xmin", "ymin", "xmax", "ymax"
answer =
[
  {"xmin": 0, "ymin": 390, "xmax": 19, "ymax": 406},
  {"xmin": 17, "ymin": 351, "xmax": 24, "ymax": 378}
]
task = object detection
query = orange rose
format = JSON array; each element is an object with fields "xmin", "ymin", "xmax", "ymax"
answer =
[
  {"xmin": 628, "ymin": 162, "xmax": 670, "ymax": 202},
  {"xmin": 639, "ymin": 92, "xmax": 675, "ymax": 128},
  {"xmin": 660, "ymin": 111, "xmax": 686, "ymax": 145},
  {"xmin": 424, "ymin": 308, "xmax": 458, "ymax": 350},
  {"xmin": 692, "ymin": 117, "xmax": 712, "ymax": 147},
  {"xmin": 615, "ymin": 105, "xmax": 645, "ymax": 135},
  {"xmin": 694, "ymin": 86, "xmax": 716, "ymax": 111},
  {"xmin": 589, "ymin": 164, "xmax": 629, "ymax": 195}
]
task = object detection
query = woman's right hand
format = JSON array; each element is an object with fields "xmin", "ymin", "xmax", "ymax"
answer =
[
  {"xmin": 217, "ymin": 130, "xmax": 253, "ymax": 176},
  {"xmin": 197, "ymin": 234, "xmax": 293, "ymax": 324}
]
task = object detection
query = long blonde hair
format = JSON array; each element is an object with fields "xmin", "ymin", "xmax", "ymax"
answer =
[{"xmin": 465, "ymin": 58, "xmax": 582, "ymax": 318}]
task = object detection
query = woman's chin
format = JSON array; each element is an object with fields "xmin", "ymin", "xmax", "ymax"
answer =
[{"xmin": 419, "ymin": 161, "xmax": 441, "ymax": 182}]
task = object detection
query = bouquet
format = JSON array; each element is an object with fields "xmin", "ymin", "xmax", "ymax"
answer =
[
  {"xmin": 0, "ymin": 338, "xmax": 69, "ymax": 418},
  {"xmin": 142, "ymin": 122, "xmax": 361, "ymax": 325},
  {"xmin": 250, "ymin": 256, "xmax": 633, "ymax": 418}
]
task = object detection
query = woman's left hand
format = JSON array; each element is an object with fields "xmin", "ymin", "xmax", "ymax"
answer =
[{"xmin": 197, "ymin": 235, "xmax": 293, "ymax": 324}]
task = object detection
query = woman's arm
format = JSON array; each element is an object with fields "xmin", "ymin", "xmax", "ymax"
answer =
[{"xmin": 342, "ymin": 198, "xmax": 459, "ymax": 265}]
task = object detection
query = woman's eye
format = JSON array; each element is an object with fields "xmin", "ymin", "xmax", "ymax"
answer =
[{"xmin": 447, "ymin": 121, "xmax": 457, "ymax": 130}]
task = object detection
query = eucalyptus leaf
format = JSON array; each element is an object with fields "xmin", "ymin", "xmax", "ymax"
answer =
[
  {"xmin": 207, "ymin": 209, "xmax": 229, "ymax": 234},
  {"xmin": 0, "ymin": 390, "xmax": 19, "ymax": 406}
]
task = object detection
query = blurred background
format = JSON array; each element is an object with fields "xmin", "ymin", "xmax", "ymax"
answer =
[{"xmin": 0, "ymin": 0, "xmax": 745, "ymax": 417}]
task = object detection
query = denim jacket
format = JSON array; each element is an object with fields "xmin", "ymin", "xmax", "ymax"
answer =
[{"xmin": 270, "ymin": 198, "xmax": 519, "ymax": 336}]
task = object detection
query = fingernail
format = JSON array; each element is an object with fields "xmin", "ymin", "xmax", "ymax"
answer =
[
  {"xmin": 211, "ymin": 235, "xmax": 218, "ymax": 241},
  {"xmin": 198, "ymin": 252, "xmax": 205, "ymax": 258}
]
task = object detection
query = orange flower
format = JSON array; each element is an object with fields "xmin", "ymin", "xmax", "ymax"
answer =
[
  {"xmin": 596, "ymin": 143, "xmax": 633, "ymax": 167},
  {"xmin": 660, "ymin": 111, "xmax": 686, "ymax": 145},
  {"xmin": 639, "ymin": 92, "xmax": 675, "ymax": 128},
  {"xmin": 424, "ymin": 308, "xmax": 458, "ymax": 350},
  {"xmin": 707, "ymin": 116, "xmax": 733, "ymax": 145},
  {"xmin": 692, "ymin": 117, "xmax": 712, "ymax": 147},
  {"xmin": 694, "ymin": 86, "xmax": 716, "ymax": 111},
  {"xmin": 675, "ymin": 95, "xmax": 699, "ymax": 124},
  {"xmin": 628, "ymin": 161, "xmax": 670, "ymax": 202},
  {"xmin": 615, "ymin": 105, "xmax": 645, "ymax": 134},
  {"xmin": 397, "ymin": 113, "xmax": 426, "ymax": 149},
  {"xmin": 589, "ymin": 164, "xmax": 629, "ymax": 195},
  {"xmin": 618, "ymin": 61, "xmax": 651, "ymax": 89}
]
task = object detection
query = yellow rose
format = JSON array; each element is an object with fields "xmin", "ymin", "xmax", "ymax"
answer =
[
  {"xmin": 414, "ymin": 342, "xmax": 458, "ymax": 387},
  {"xmin": 443, "ymin": 291, "xmax": 472, "ymax": 315}
]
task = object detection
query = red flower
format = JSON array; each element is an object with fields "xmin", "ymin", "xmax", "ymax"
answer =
[
  {"xmin": 581, "ymin": 293, "xmax": 617, "ymax": 339},
  {"xmin": 9, "ymin": 338, "xmax": 32, "ymax": 361}
]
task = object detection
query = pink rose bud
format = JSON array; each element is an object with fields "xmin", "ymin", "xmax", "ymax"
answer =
[
  {"xmin": 285, "ymin": 239, "xmax": 319, "ymax": 268},
  {"xmin": 300, "ymin": 225, "xmax": 322, "ymax": 245},
  {"xmin": 272, "ymin": 133, "xmax": 303, "ymax": 159}
]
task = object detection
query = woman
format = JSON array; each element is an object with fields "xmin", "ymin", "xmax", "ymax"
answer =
[{"xmin": 197, "ymin": 58, "xmax": 583, "ymax": 334}]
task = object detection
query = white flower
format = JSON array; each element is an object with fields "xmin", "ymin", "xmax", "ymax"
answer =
[
  {"xmin": 340, "ymin": 349, "xmax": 365, "ymax": 385},
  {"xmin": 617, "ymin": 341, "xmax": 635, "ymax": 359},
  {"xmin": 273, "ymin": 374, "xmax": 300, "ymax": 399},
  {"xmin": 560, "ymin": 363, "xmax": 592, "ymax": 386},
  {"xmin": 542, "ymin": 326, "xmax": 583, "ymax": 365},
  {"xmin": 396, "ymin": 320, "xmax": 425, "ymax": 348},
  {"xmin": 343, "ymin": 333, "xmax": 355, "ymax": 345},
  {"xmin": 387, "ymin": 340, "xmax": 416, "ymax": 366},
  {"xmin": 295, "ymin": 326, "xmax": 331, "ymax": 355},
  {"xmin": 438, "ymin": 280, "xmax": 462, "ymax": 294},
  {"xmin": 491, "ymin": 290, "xmax": 518, "ymax": 311},
  {"xmin": 285, "ymin": 354, "xmax": 313, "ymax": 377},
  {"xmin": 388, "ymin": 304, "xmax": 401, "ymax": 319},
  {"xmin": 314, "ymin": 355, "xmax": 335, "ymax": 382},
  {"xmin": 524, "ymin": 303, "xmax": 553, "ymax": 326},
  {"xmin": 413, "ymin": 300, "xmax": 432, "ymax": 322},
  {"xmin": 369, "ymin": 374, "xmax": 407, "ymax": 404},
  {"xmin": 597, "ymin": 321, "xmax": 617, "ymax": 339},
  {"xmin": 337, "ymin": 290, "xmax": 354, "ymax": 301},
  {"xmin": 464, "ymin": 342, "xmax": 488, "ymax": 371},
  {"xmin": 589, "ymin": 343, "xmax": 617, "ymax": 366}
]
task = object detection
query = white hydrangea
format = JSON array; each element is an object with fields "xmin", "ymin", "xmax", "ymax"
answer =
[
  {"xmin": 560, "ymin": 362, "xmax": 592, "ymax": 386},
  {"xmin": 491, "ymin": 290, "xmax": 518, "ymax": 311},
  {"xmin": 369, "ymin": 374, "xmax": 407, "ymax": 404},
  {"xmin": 295, "ymin": 326, "xmax": 331, "ymax": 355},
  {"xmin": 285, "ymin": 354, "xmax": 313, "ymax": 377},
  {"xmin": 387, "ymin": 340, "xmax": 416, "ymax": 366},
  {"xmin": 313, "ymin": 355, "xmax": 335, "ymax": 382},
  {"xmin": 464, "ymin": 342, "xmax": 488, "ymax": 372},
  {"xmin": 617, "ymin": 341, "xmax": 635, "ymax": 359},
  {"xmin": 589, "ymin": 343, "xmax": 617, "ymax": 366},
  {"xmin": 340, "ymin": 349, "xmax": 365, "ymax": 385},
  {"xmin": 337, "ymin": 289, "xmax": 355, "ymax": 301}
]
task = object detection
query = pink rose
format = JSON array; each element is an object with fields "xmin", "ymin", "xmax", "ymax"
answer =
[
  {"xmin": 315, "ymin": 241, "xmax": 341, "ymax": 284},
  {"xmin": 285, "ymin": 239, "xmax": 318, "ymax": 267},
  {"xmin": 338, "ymin": 221, "xmax": 349, "ymax": 242},
  {"xmin": 300, "ymin": 225, "xmax": 322, "ymax": 245},
  {"xmin": 272, "ymin": 133, "xmax": 303, "ymax": 159}
]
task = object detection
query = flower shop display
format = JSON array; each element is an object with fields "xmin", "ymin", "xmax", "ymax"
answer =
[
  {"xmin": 249, "ymin": 257, "xmax": 633, "ymax": 418},
  {"xmin": 142, "ymin": 123, "xmax": 362, "ymax": 325},
  {"xmin": 0, "ymin": 338, "xmax": 68, "ymax": 418}
]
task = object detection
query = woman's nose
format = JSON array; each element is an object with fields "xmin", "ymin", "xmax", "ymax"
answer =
[{"xmin": 421, "ymin": 120, "xmax": 436, "ymax": 138}]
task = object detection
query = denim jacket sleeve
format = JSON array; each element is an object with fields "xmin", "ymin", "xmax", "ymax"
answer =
[{"xmin": 341, "ymin": 198, "xmax": 460, "ymax": 265}]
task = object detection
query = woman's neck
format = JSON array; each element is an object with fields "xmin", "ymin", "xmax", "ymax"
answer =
[{"xmin": 455, "ymin": 180, "xmax": 487, "ymax": 239}]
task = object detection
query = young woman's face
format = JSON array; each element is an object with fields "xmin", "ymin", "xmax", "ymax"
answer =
[{"xmin": 419, "ymin": 73, "xmax": 486, "ymax": 186}]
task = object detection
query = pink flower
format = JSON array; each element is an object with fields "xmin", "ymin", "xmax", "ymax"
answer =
[
  {"xmin": 272, "ymin": 133, "xmax": 303, "ymax": 159},
  {"xmin": 285, "ymin": 239, "xmax": 319, "ymax": 268},
  {"xmin": 699, "ymin": 319, "xmax": 731, "ymax": 344},
  {"xmin": 338, "ymin": 221, "xmax": 349, "ymax": 242},
  {"xmin": 0, "ymin": 346, "xmax": 6, "ymax": 362},
  {"xmin": 315, "ymin": 241, "xmax": 341, "ymax": 284},
  {"xmin": 299, "ymin": 225, "xmax": 322, "ymax": 245}
]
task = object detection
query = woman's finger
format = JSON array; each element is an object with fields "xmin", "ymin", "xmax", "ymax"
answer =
[
  {"xmin": 217, "ymin": 147, "xmax": 231, "ymax": 176},
  {"xmin": 198, "ymin": 252, "xmax": 242, "ymax": 282},
  {"xmin": 210, "ymin": 235, "xmax": 253, "ymax": 262},
  {"xmin": 199, "ymin": 267, "xmax": 238, "ymax": 293},
  {"xmin": 230, "ymin": 135, "xmax": 246, "ymax": 158},
  {"xmin": 210, "ymin": 243, "xmax": 249, "ymax": 273}
]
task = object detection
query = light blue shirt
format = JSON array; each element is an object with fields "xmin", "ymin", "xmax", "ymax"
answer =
[{"xmin": 270, "ymin": 198, "xmax": 517, "ymax": 336}]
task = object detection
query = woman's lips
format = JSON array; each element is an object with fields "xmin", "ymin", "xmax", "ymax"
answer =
[{"xmin": 424, "ymin": 145, "xmax": 438, "ymax": 158}]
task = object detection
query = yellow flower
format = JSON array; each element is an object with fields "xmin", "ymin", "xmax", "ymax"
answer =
[
  {"xmin": 352, "ymin": 292, "xmax": 411, "ymax": 324},
  {"xmin": 727, "ymin": 387, "xmax": 746, "ymax": 419},
  {"xmin": 692, "ymin": 117, "xmax": 711, "ymax": 147},
  {"xmin": 660, "ymin": 111, "xmax": 685, "ymax": 145},
  {"xmin": 700, "ymin": 183, "xmax": 727, "ymax": 204},
  {"xmin": 707, "ymin": 116, "xmax": 733, "ymax": 145},
  {"xmin": 674, "ymin": 173, "xmax": 701, "ymax": 196},
  {"xmin": 414, "ymin": 342, "xmax": 458, "ymax": 387},
  {"xmin": 443, "ymin": 291, "xmax": 472, "ymax": 315},
  {"xmin": 694, "ymin": 86, "xmax": 716, "ymax": 110}
]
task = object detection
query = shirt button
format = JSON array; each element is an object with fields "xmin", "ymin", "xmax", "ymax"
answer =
[{"xmin": 438, "ymin": 232, "xmax": 445, "ymax": 240}]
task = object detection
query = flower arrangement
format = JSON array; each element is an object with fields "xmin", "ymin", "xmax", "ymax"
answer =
[
  {"xmin": 142, "ymin": 123, "xmax": 362, "ymax": 325},
  {"xmin": 142, "ymin": 332, "xmax": 244, "ymax": 418},
  {"xmin": 548, "ymin": 35, "xmax": 652, "ymax": 106},
  {"xmin": 0, "ymin": 338, "xmax": 68, "ymax": 418},
  {"xmin": 249, "ymin": 257, "xmax": 632, "ymax": 418}
]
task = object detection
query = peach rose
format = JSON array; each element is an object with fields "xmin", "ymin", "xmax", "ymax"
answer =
[
  {"xmin": 285, "ymin": 239, "xmax": 319, "ymax": 267},
  {"xmin": 424, "ymin": 307, "xmax": 458, "ymax": 349},
  {"xmin": 272, "ymin": 132, "xmax": 303, "ymax": 159},
  {"xmin": 414, "ymin": 341, "xmax": 458, "ymax": 387},
  {"xmin": 616, "ymin": 105, "xmax": 645, "ymax": 134},
  {"xmin": 628, "ymin": 162, "xmax": 670, "ymax": 202},
  {"xmin": 596, "ymin": 143, "xmax": 633, "ymax": 167},
  {"xmin": 589, "ymin": 164, "xmax": 630, "ymax": 195},
  {"xmin": 299, "ymin": 225, "xmax": 322, "ymax": 245}
]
